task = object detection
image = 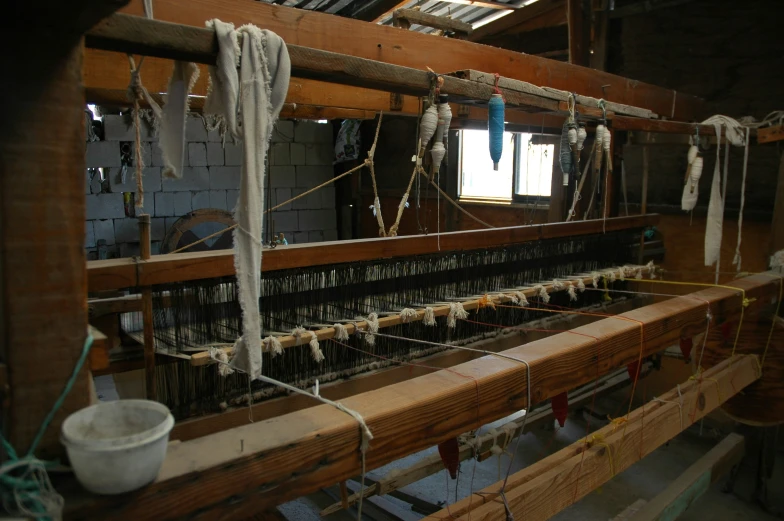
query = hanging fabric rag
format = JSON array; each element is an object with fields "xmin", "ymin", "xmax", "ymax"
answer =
[
  {"xmin": 702, "ymin": 115, "xmax": 747, "ymax": 271},
  {"xmin": 204, "ymin": 20, "xmax": 291, "ymax": 378},
  {"xmin": 681, "ymin": 142, "xmax": 702, "ymax": 211}
]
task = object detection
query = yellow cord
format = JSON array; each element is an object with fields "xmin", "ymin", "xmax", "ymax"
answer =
[{"xmin": 587, "ymin": 433, "xmax": 615, "ymax": 477}]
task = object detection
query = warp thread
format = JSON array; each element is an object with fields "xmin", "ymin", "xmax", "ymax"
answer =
[
  {"xmin": 309, "ymin": 335, "xmax": 325, "ymax": 363},
  {"xmin": 364, "ymin": 313, "xmax": 379, "ymax": 346},
  {"xmin": 423, "ymin": 307, "xmax": 436, "ymax": 326},
  {"xmin": 333, "ymin": 323, "xmax": 349, "ymax": 341},
  {"xmin": 533, "ymin": 284, "xmax": 550, "ymax": 304},
  {"xmin": 567, "ymin": 282, "xmax": 578, "ymax": 302},
  {"xmin": 447, "ymin": 302, "xmax": 468, "ymax": 328},
  {"xmin": 400, "ymin": 308, "xmax": 418, "ymax": 323},
  {"xmin": 263, "ymin": 335, "xmax": 283, "ymax": 356}
]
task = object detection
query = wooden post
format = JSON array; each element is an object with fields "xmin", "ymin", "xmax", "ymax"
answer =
[
  {"xmin": 567, "ymin": 0, "xmax": 587, "ymax": 66},
  {"xmin": 138, "ymin": 214, "xmax": 156, "ymax": 400},
  {"xmin": 0, "ymin": 29, "xmax": 92, "ymax": 458},
  {"xmin": 590, "ymin": 0, "xmax": 609, "ymax": 70},
  {"xmin": 641, "ymin": 145, "xmax": 649, "ymax": 214},
  {"xmin": 771, "ymin": 151, "xmax": 784, "ymax": 255}
]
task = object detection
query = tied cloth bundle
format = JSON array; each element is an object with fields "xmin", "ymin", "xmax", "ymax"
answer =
[{"xmin": 204, "ymin": 20, "xmax": 291, "ymax": 379}]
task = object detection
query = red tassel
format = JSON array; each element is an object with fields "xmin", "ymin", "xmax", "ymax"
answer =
[
  {"xmin": 437, "ymin": 438, "xmax": 460, "ymax": 479},
  {"xmin": 627, "ymin": 359, "xmax": 641, "ymax": 384},
  {"xmin": 679, "ymin": 337, "xmax": 693, "ymax": 362},
  {"xmin": 551, "ymin": 391, "xmax": 569, "ymax": 427}
]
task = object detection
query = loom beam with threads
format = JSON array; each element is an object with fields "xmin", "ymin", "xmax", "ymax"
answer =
[
  {"xmin": 89, "ymin": 215, "xmax": 657, "ymax": 420},
  {"xmin": 5, "ymin": 7, "xmax": 778, "ymax": 521}
]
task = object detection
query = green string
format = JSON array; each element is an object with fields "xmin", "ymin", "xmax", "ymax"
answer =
[{"xmin": 0, "ymin": 333, "xmax": 93, "ymax": 519}]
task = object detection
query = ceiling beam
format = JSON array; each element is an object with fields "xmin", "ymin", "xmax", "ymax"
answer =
[
  {"xmin": 101, "ymin": 0, "xmax": 704, "ymax": 120},
  {"xmin": 469, "ymin": 0, "xmax": 566, "ymax": 41}
]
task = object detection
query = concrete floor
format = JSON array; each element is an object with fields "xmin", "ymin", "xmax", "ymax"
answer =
[{"xmin": 279, "ymin": 387, "xmax": 784, "ymax": 521}]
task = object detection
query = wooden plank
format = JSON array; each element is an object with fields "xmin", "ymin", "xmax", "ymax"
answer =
[
  {"xmin": 590, "ymin": 2, "xmax": 609, "ymax": 71},
  {"xmin": 0, "ymin": 28, "xmax": 91, "ymax": 458},
  {"xmin": 61, "ymin": 274, "xmax": 779, "ymax": 520},
  {"xmin": 392, "ymin": 8, "xmax": 473, "ymax": 35},
  {"xmin": 449, "ymin": 69, "xmax": 655, "ymax": 119},
  {"xmin": 101, "ymin": 0, "xmax": 705, "ymax": 120},
  {"xmin": 88, "ymin": 325, "xmax": 110, "ymax": 372},
  {"xmin": 633, "ymin": 433, "xmax": 745, "ymax": 521},
  {"xmin": 469, "ymin": 0, "xmax": 566, "ymax": 41},
  {"xmin": 758, "ymin": 124, "xmax": 784, "ymax": 144},
  {"xmin": 423, "ymin": 356, "xmax": 758, "ymax": 521},
  {"xmin": 86, "ymin": 215, "xmax": 657, "ymax": 291}
]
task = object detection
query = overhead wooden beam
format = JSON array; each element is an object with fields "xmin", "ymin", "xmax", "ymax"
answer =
[
  {"xmin": 758, "ymin": 124, "xmax": 784, "ymax": 144},
  {"xmin": 86, "ymin": 215, "xmax": 657, "ymax": 291},
  {"xmin": 423, "ymin": 355, "xmax": 758, "ymax": 521},
  {"xmin": 101, "ymin": 0, "xmax": 704, "ymax": 120},
  {"xmin": 62, "ymin": 274, "xmax": 779, "ymax": 520},
  {"xmin": 469, "ymin": 0, "xmax": 566, "ymax": 41},
  {"xmin": 392, "ymin": 8, "xmax": 473, "ymax": 36}
]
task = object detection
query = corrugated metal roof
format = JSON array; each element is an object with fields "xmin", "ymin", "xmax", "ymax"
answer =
[{"xmin": 256, "ymin": 0, "xmax": 538, "ymax": 35}]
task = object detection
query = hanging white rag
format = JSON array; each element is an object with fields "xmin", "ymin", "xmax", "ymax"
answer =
[
  {"xmin": 701, "ymin": 115, "xmax": 747, "ymax": 270},
  {"xmin": 205, "ymin": 20, "xmax": 290, "ymax": 379},
  {"xmin": 160, "ymin": 62, "xmax": 200, "ymax": 179}
]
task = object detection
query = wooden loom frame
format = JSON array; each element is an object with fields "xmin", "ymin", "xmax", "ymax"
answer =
[{"xmin": 3, "ymin": 3, "xmax": 779, "ymax": 520}]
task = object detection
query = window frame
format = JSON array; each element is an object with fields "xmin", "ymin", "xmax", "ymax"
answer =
[{"xmin": 457, "ymin": 129, "xmax": 556, "ymax": 206}]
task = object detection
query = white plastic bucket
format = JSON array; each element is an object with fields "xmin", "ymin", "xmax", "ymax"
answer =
[{"xmin": 61, "ymin": 399, "xmax": 174, "ymax": 495}]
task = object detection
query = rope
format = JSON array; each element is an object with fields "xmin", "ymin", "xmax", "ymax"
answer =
[
  {"xmin": 171, "ymin": 113, "xmax": 385, "ymax": 254},
  {"xmin": 733, "ymin": 126, "xmax": 750, "ymax": 272},
  {"xmin": 368, "ymin": 113, "xmax": 386, "ymax": 237},
  {"xmin": 0, "ymin": 333, "xmax": 93, "ymax": 520},
  {"xmin": 127, "ymin": 55, "xmax": 148, "ymax": 210}
]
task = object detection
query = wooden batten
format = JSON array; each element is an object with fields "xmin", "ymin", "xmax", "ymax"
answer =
[
  {"xmin": 63, "ymin": 273, "xmax": 779, "ymax": 519},
  {"xmin": 86, "ymin": 215, "xmax": 658, "ymax": 291},
  {"xmin": 424, "ymin": 355, "xmax": 759, "ymax": 521}
]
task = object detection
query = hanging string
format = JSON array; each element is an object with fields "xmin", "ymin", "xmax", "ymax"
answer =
[
  {"xmin": 209, "ymin": 353, "xmax": 374, "ymax": 519},
  {"xmin": 0, "ymin": 334, "xmax": 93, "ymax": 521},
  {"xmin": 127, "ymin": 55, "xmax": 148, "ymax": 210},
  {"xmin": 733, "ymin": 126, "xmax": 750, "ymax": 271}
]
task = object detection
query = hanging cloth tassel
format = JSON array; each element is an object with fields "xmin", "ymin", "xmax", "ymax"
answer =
[{"xmin": 704, "ymin": 124, "xmax": 725, "ymax": 268}]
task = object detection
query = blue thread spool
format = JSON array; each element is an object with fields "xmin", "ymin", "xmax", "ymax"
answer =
[{"xmin": 488, "ymin": 93, "xmax": 505, "ymax": 171}]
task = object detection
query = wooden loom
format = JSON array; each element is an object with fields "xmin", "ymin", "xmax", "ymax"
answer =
[{"xmin": 2, "ymin": 2, "xmax": 782, "ymax": 520}]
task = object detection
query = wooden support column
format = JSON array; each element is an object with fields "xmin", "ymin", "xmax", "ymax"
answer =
[
  {"xmin": 771, "ymin": 151, "xmax": 784, "ymax": 255},
  {"xmin": 567, "ymin": 0, "xmax": 587, "ymax": 66},
  {"xmin": 0, "ymin": 28, "xmax": 91, "ymax": 457},
  {"xmin": 589, "ymin": 0, "xmax": 609, "ymax": 70},
  {"xmin": 138, "ymin": 214, "xmax": 156, "ymax": 400}
]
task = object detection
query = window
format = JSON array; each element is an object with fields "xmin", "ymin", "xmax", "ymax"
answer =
[{"xmin": 459, "ymin": 129, "xmax": 555, "ymax": 203}]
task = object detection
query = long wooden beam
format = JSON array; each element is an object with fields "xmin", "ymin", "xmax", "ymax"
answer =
[
  {"xmin": 424, "ymin": 355, "xmax": 758, "ymax": 521},
  {"xmin": 85, "ymin": 13, "xmax": 606, "ymax": 118},
  {"xmin": 86, "ymin": 215, "xmax": 657, "ymax": 291},
  {"xmin": 62, "ymin": 273, "xmax": 779, "ymax": 520},
  {"xmin": 98, "ymin": 0, "xmax": 704, "ymax": 120}
]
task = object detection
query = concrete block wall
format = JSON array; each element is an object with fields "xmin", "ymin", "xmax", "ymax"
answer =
[{"xmin": 84, "ymin": 115, "xmax": 336, "ymax": 259}]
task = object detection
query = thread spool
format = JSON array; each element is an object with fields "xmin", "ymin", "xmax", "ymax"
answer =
[
  {"xmin": 602, "ymin": 126, "xmax": 611, "ymax": 152},
  {"xmin": 419, "ymin": 104, "xmax": 438, "ymax": 152},
  {"xmin": 559, "ymin": 121, "xmax": 573, "ymax": 186},
  {"xmin": 576, "ymin": 124, "xmax": 587, "ymax": 151},
  {"xmin": 488, "ymin": 93, "xmax": 505, "ymax": 171},
  {"xmin": 689, "ymin": 156, "xmax": 703, "ymax": 193},
  {"xmin": 430, "ymin": 142, "xmax": 446, "ymax": 174}
]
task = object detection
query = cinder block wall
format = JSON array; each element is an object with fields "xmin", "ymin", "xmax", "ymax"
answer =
[{"xmin": 84, "ymin": 115, "xmax": 336, "ymax": 259}]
